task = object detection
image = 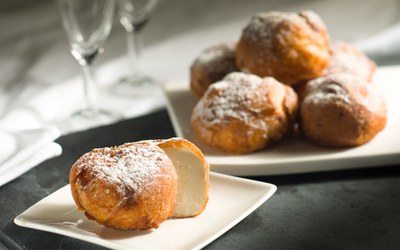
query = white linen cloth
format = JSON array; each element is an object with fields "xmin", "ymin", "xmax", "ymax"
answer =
[
  {"xmin": 0, "ymin": 53, "xmax": 165, "ymax": 186},
  {"xmin": 0, "ymin": 56, "xmax": 166, "ymax": 134},
  {"xmin": 1, "ymin": 0, "xmax": 400, "ymax": 187},
  {"xmin": 0, "ymin": 127, "xmax": 61, "ymax": 187},
  {"xmin": 0, "ymin": 56, "xmax": 165, "ymax": 186}
]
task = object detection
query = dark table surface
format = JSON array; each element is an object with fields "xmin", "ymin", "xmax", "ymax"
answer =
[{"xmin": 1, "ymin": 109, "xmax": 400, "ymax": 250}]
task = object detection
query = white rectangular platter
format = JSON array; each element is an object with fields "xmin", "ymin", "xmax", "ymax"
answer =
[{"xmin": 164, "ymin": 65, "xmax": 400, "ymax": 176}]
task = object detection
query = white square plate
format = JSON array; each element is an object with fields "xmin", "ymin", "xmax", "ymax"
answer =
[
  {"xmin": 164, "ymin": 65, "xmax": 400, "ymax": 176},
  {"xmin": 14, "ymin": 172, "xmax": 276, "ymax": 250}
]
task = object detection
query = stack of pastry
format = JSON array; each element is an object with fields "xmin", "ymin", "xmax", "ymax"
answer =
[{"xmin": 190, "ymin": 10, "xmax": 387, "ymax": 153}]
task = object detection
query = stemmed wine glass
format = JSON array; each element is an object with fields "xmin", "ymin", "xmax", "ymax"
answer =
[
  {"xmin": 57, "ymin": 0, "xmax": 118, "ymax": 132},
  {"xmin": 112, "ymin": 0, "xmax": 159, "ymax": 96}
]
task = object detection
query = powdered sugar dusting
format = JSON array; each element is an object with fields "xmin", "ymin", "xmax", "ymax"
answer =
[
  {"xmin": 192, "ymin": 42, "xmax": 238, "ymax": 73},
  {"xmin": 305, "ymin": 83, "xmax": 351, "ymax": 105},
  {"xmin": 306, "ymin": 73, "xmax": 386, "ymax": 113},
  {"xmin": 298, "ymin": 10, "xmax": 326, "ymax": 33},
  {"xmin": 75, "ymin": 143, "xmax": 170, "ymax": 196},
  {"xmin": 242, "ymin": 11, "xmax": 323, "ymax": 51},
  {"xmin": 242, "ymin": 12, "xmax": 277, "ymax": 51},
  {"xmin": 303, "ymin": 74, "xmax": 356, "ymax": 106},
  {"xmin": 192, "ymin": 72, "xmax": 268, "ymax": 130}
]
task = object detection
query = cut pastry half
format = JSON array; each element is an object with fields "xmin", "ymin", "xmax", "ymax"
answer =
[{"xmin": 155, "ymin": 138, "xmax": 210, "ymax": 218}]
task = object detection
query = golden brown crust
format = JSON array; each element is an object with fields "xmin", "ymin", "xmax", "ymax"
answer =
[
  {"xmin": 69, "ymin": 143, "xmax": 177, "ymax": 230},
  {"xmin": 190, "ymin": 42, "xmax": 240, "ymax": 99},
  {"xmin": 299, "ymin": 73, "xmax": 387, "ymax": 147},
  {"xmin": 323, "ymin": 41, "xmax": 376, "ymax": 82},
  {"xmin": 191, "ymin": 72, "xmax": 298, "ymax": 154},
  {"xmin": 236, "ymin": 10, "xmax": 330, "ymax": 85}
]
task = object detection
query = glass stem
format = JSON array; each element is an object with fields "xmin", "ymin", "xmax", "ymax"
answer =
[
  {"xmin": 127, "ymin": 29, "xmax": 143, "ymax": 71},
  {"xmin": 81, "ymin": 63, "xmax": 97, "ymax": 110}
]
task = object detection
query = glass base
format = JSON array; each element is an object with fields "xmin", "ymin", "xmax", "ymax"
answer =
[
  {"xmin": 55, "ymin": 107, "xmax": 121, "ymax": 134},
  {"xmin": 109, "ymin": 72, "xmax": 159, "ymax": 97}
]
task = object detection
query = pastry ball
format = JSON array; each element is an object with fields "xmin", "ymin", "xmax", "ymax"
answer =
[
  {"xmin": 190, "ymin": 42, "xmax": 240, "ymax": 99},
  {"xmin": 323, "ymin": 41, "xmax": 376, "ymax": 82},
  {"xmin": 236, "ymin": 10, "xmax": 331, "ymax": 85},
  {"xmin": 299, "ymin": 73, "xmax": 387, "ymax": 147},
  {"xmin": 191, "ymin": 72, "xmax": 298, "ymax": 154},
  {"xmin": 70, "ymin": 142, "xmax": 177, "ymax": 230}
]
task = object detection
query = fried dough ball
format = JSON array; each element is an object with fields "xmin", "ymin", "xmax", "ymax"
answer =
[
  {"xmin": 191, "ymin": 72, "xmax": 298, "ymax": 154},
  {"xmin": 70, "ymin": 142, "xmax": 177, "ymax": 230},
  {"xmin": 299, "ymin": 73, "xmax": 387, "ymax": 147},
  {"xmin": 190, "ymin": 42, "xmax": 240, "ymax": 99},
  {"xmin": 236, "ymin": 10, "xmax": 331, "ymax": 85},
  {"xmin": 323, "ymin": 41, "xmax": 376, "ymax": 82}
]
